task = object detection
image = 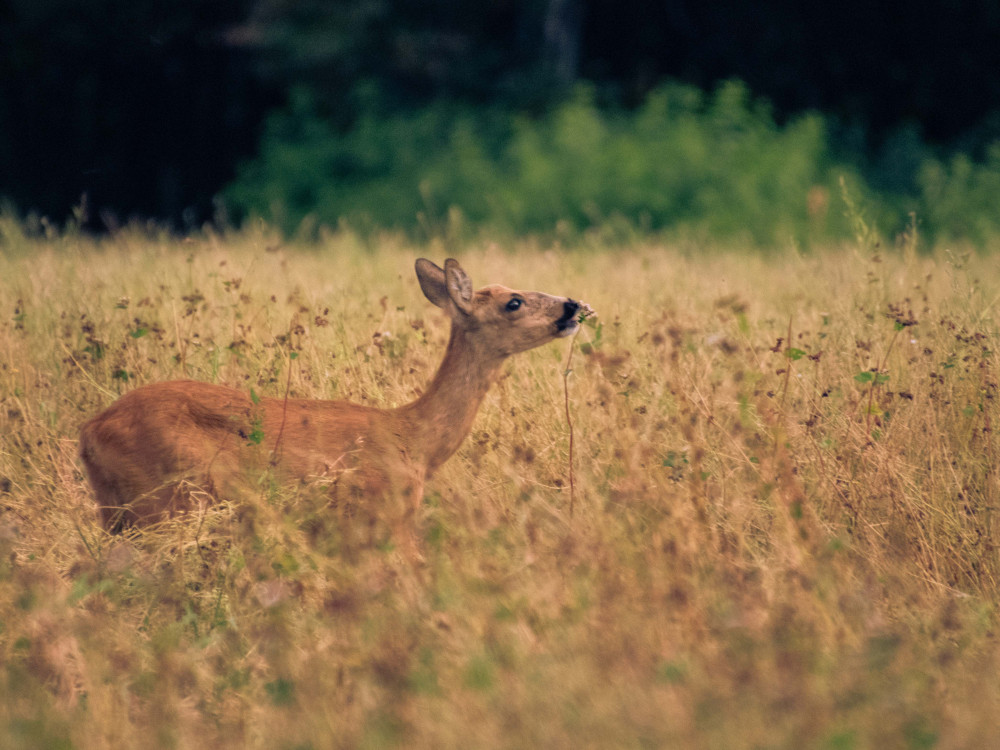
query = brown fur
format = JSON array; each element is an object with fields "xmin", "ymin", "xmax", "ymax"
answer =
[{"xmin": 79, "ymin": 259, "xmax": 580, "ymax": 535}]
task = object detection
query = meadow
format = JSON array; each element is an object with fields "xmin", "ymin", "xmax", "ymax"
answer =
[{"xmin": 1, "ymin": 223, "xmax": 1000, "ymax": 749}]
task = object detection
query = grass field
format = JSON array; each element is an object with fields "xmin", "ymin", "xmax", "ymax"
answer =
[{"xmin": 2, "ymin": 224, "xmax": 1000, "ymax": 749}]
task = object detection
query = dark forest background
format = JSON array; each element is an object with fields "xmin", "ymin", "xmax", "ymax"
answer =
[{"xmin": 3, "ymin": 0, "xmax": 1000, "ymax": 243}]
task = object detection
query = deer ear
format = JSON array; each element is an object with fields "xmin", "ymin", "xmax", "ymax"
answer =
[
  {"xmin": 415, "ymin": 259, "xmax": 450, "ymax": 309},
  {"xmin": 444, "ymin": 259, "xmax": 474, "ymax": 315}
]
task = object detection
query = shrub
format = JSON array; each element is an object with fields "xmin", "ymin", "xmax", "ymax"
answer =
[
  {"xmin": 917, "ymin": 143, "xmax": 1000, "ymax": 245},
  {"xmin": 224, "ymin": 80, "xmax": 1000, "ymax": 248},
  {"xmin": 225, "ymin": 81, "xmax": 848, "ymax": 245}
]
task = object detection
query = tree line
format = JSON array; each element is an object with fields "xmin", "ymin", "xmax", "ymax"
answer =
[{"xmin": 2, "ymin": 0, "xmax": 999, "ymax": 235}]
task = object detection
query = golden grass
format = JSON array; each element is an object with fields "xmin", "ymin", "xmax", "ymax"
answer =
[{"xmin": 2, "ymin": 225, "xmax": 1000, "ymax": 749}]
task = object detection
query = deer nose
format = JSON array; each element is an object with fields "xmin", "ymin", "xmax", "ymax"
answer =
[{"xmin": 564, "ymin": 299, "xmax": 580, "ymax": 318}]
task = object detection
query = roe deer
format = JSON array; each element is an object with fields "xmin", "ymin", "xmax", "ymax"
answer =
[{"xmin": 79, "ymin": 258, "xmax": 580, "ymax": 534}]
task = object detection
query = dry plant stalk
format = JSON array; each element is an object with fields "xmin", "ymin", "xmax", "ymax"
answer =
[{"xmin": 563, "ymin": 301, "xmax": 595, "ymax": 517}]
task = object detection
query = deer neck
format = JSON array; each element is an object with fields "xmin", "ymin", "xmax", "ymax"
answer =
[{"xmin": 399, "ymin": 324, "xmax": 504, "ymax": 473}]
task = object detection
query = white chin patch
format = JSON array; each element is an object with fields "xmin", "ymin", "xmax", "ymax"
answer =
[{"xmin": 556, "ymin": 320, "xmax": 579, "ymax": 337}]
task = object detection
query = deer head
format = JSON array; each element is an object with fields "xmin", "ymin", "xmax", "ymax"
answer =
[{"xmin": 415, "ymin": 258, "xmax": 580, "ymax": 358}]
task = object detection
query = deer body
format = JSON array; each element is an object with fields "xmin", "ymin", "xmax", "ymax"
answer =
[{"xmin": 79, "ymin": 259, "xmax": 579, "ymax": 531}]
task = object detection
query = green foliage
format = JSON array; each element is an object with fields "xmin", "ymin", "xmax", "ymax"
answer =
[
  {"xmin": 225, "ymin": 79, "xmax": 1000, "ymax": 248},
  {"xmin": 226, "ymin": 82, "xmax": 847, "ymax": 245},
  {"xmin": 246, "ymin": 417, "xmax": 265, "ymax": 446},
  {"xmin": 917, "ymin": 143, "xmax": 1000, "ymax": 244},
  {"xmin": 854, "ymin": 371, "xmax": 889, "ymax": 385}
]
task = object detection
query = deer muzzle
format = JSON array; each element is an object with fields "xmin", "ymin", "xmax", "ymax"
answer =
[{"xmin": 556, "ymin": 298, "xmax": 581, "ymax": 335}]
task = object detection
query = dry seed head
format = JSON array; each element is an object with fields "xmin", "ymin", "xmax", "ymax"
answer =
[{"xmin": 576, "ymin": 300, "xmax": 597, "ymax": 321}]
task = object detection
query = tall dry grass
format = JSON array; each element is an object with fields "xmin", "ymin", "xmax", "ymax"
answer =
[{"xmin": 1, "ymin": 225, "xmax": 999, "ymax": 748}]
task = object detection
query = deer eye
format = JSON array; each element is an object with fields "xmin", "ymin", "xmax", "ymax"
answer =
[{"xmin": 505, "ymin": 298, "xmax": 523, "ymax": 312}]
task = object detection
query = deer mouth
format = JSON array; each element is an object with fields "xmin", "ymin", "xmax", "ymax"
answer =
[{"xmin": 555, "ymin": 299, "xmax": 581, "ymax": 336}]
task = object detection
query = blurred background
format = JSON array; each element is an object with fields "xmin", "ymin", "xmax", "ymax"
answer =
[{"xmin": 3, "ymin": 0, "xmax": 1000, "ymax": 245}]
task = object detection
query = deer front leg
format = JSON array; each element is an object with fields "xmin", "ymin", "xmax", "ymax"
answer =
[{"xmin": 392, "ymin": 472, "xmax": 426, "ymax": 565}]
